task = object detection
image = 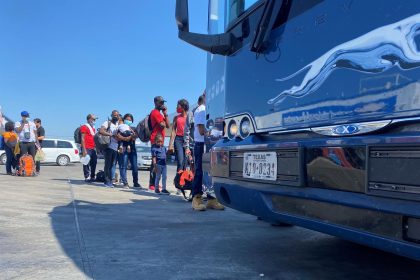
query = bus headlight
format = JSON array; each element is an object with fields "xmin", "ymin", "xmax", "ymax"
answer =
[
  {"xmin": 239, "ymin": 117, "xmax": 251, "ymax": 138},
  {"xmin": 227, "ymin": 119, "xmax": 238, "ymax": 140}
]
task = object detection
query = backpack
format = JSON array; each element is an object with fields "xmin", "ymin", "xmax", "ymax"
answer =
[
  {"xmin": 136, "ymin": 115, "xmax": 153, "ymax": 143},
  {"xmin": 95, "ymin": 170, "xmax": 105, "ymax": 182},
  {"xmin": 18, "ymin": 154, "xmax": 35, "ymax": 177},
  {"xmin": 74, "ymin": 126, "xmax": 82, "ymax": 144},
  {"xmin": 173, "ymin": 157, "xmax": 194, "ymax": 200}
]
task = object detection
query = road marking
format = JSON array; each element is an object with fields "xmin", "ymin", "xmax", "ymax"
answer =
[{"xmin": 67, "ymin": 178, "xmax": 95, "ymax": 280}]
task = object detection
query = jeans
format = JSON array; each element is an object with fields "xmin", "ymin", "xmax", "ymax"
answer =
[
  {"xmin": 118, "ymin": 145, "xmax": 139, "ymax": 185},
  {"xmin": 155, "ymin": 164, "xmax": 167, "ymax": 191},
  {"xmin": 83, "ymin": 149, "xmax": 97, "ymax": 180},
  {"xmin": 35, "ymin": 160, "xmax": 41, "ymax": 173},
  {"xmin": 104, "ymin": 148, "xmax": 118, "ymax": 185},
  {"xmin": 192, "ymin": 142, "xmax": 204, "ymax": 197},
  {"xmin": 149, "ymin": 144, "xmax": 157, "ymax": 187},
  {"xmin": 4, "ymin": 145, "xmax": 16, "ymax": 174},
  {"xmin": 174, "ymin": 136, "xmax": 185, "ymax": 171},
  {"xmin": 20, "ymin": 142, "xmax": 36, "ymax": 159}
]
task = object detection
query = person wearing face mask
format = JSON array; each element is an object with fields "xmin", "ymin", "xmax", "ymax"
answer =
[
  {"xmin": 148, "ymin": 96, "xmax": 170, "ymax": 191},
  {"xmin": 168, "ymin": 99, "xmax": 189, "ymax": 172},
  {"xmin": 100, "ymin": 110, "xmax": 127, "ymax": 188},
  {"xmin": 15, "ymin": 111, "xmax": 39, "ymax": 162},
  {"xmin": 116, "ymin": 113, "xmax": 143, "ymax": 189},
  {"xmin": 80, "ymin": 114, "xmax": 98, "ymax": 183}
]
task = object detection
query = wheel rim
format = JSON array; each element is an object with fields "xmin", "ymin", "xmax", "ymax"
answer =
[
  {"xmin": 1, "ymin": 155, "xmax": 6, "ymax": 165},
  {"xmin": 58, "ymin": 156, "xmax": 69, "ymax": 166}
]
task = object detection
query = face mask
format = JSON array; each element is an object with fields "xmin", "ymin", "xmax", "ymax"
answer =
[
  {"xmin": 89, "ymin": 120, "xmax": 96, "ymax": 126},
  {"xmin": 176, "ymin": 107, "xmax": 183, "ymax": 114},
  {"xmin": 124, "ymin": 120, "xmax": 133, "ymax": 126},
  {"xmin": 111, "ymin": 116, "xmax": 119, "ymax": 123}
]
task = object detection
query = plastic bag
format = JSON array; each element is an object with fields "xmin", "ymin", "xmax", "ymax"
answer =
[
  {"xmin": 80, "ymin": 154, "xmax": 91, "ymax": 165},
  {"xmin": 35, "ymin": 149, "xmax": 45, "ymax": 162},
  {"xmin": 14, "ymin": 143, "xmax": 21, "ymax": 155}
]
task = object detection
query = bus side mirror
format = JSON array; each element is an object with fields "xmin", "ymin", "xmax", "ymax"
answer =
[
  {"xmin": 175, "ymin": 0, "xmax": 189, "ymax": 32},
  {"xmin": 175, "ymin": 0, "xmax": 239, "ymax": 56}
]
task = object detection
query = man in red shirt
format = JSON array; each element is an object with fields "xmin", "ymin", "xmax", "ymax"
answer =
[
  {"xmin": 149, "ymin": 96, "xmax": 170, "ymax": 190},
  {"xmin": 81, "ymin": 114, "xmax": 98, "ymax": 183}
]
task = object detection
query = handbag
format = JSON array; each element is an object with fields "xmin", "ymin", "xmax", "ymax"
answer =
[{"xmin": 94, "ymin": 121, "xmax": 112, "ymax": 151}]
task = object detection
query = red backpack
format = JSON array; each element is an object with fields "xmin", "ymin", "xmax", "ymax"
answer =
[{"xmin": 18, "ymin": 154, "xmax": 35, "ymax": 177}]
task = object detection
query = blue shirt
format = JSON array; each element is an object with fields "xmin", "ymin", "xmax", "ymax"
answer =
[{"xmin": 152, "ymin": 145, "xmax": 167, "ymax": 166}]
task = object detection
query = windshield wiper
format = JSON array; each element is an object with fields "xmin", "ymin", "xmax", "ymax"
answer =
[{"xmin": 251, "ymin": 0, "xmax": 288, "ymax": 53}]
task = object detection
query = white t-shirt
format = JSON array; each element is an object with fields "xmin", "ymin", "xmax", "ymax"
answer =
[
  {"xmin": 193, "ymin": 104, "xmax": 206, "ymax": 143},
  {"xmin": 15, "ymin": 121, "xmax": 37, "ymax": 142},
  {"xmin": 118, "ymin": 123, "xmax": 131, "ymax": 134},
  {"xmin": 101, "ymin": 121, "xmax": 119, "ymax": 151}
]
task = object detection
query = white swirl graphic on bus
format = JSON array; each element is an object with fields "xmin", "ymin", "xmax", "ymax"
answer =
[{"xmin": 268, "ymin": 13, "xmax": 420, "ymax": 105}]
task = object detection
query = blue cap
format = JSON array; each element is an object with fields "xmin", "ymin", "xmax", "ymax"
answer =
[{"xmin": 21, "ymin": 111, "xmax": 29, "ymax": 117}]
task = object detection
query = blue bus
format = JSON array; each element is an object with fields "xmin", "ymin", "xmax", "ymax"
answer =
[{"xmin": 176, "ymin": 0, "xmax": 420, "ymax": 260}]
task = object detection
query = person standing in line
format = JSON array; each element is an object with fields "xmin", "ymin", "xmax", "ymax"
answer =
[
  {"xmin": 99, "ymin": 110, "xmax": 121, "ymax": 188},
  {"xmin": 152, "ymin": 134, "xmax": 170, "ymax": 195},
  {"xmin": 148, "ymin": 96, "xmax": 170, "ymax": 191},
  {"xmin": 168, "ymin": 99, "xmax": 189, "ymax": 172},
  {"xmin": 33, "ymin": 118, "xmax": 45, "ymax": 175},
  {"xmin": 2, "ymin": 121, "xmax": 18, "ymax": 175},
  {"xmin": 15, "ymin": 111, "xmax": 39, "ymax": 161},
  {"xmin": 80, "ymin": 114, "xmax": 98, "ymax": 183},
  {"xmin": 189, "ymin": 94, "xmax": 224, "ymax": 211},
  {"xmin": 117, "ymin": 113, "xmax": 143, "ymax": 189}
]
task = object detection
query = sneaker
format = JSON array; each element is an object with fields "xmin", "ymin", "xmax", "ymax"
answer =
[
  {"xmin": 161, "ymin": 189, "xmax": 170, "ymax": 195},
  {"xmin": 192, "ymin": 195, "xmax": 206, "ymax": 211},
  {"xmin": 7, "ymin": 172, "xmax": 13, "ymax": 176},
  {"xmin": 113, "ymin": 181, "xmax": 123, "ymax": 187},
  {"xmin": 149, "ymin": 185, "xmax": 155, "ymax": 191},
  {"xmin": 85, "ymin": 178, "xmax": 93, "ymax": 183},
  {"xmin": 133, "ymin": 183, "xmax": 144, "ymax": 189},
  {"xmin": 104, "ymin": 182, "xmax": 114, "ymax": 188},
  {"xmin": 123, "ymin": 183, "xmax": 130, "ymax": 189},
  {"xmin": 155, "ymin": 189, "xmax": 161, "ymax": 194},
  {"xmin": 206, "ymin": 199, "xmax": 225, "ymax": 210}
]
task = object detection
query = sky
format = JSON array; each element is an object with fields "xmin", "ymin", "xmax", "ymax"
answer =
[{"xmin": 0, "ymin": 0, "xmax": 209, "ymax": 139}]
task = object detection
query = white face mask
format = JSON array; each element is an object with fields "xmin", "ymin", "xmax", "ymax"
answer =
[{"xmin": 89, "ymin": 120, "xmax": 96, "ymax": 127}]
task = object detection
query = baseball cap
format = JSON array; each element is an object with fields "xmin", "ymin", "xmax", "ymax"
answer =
[
  {"xmin": 86, "ymin": 114, "xmax": 98, "ymax": 121},
  {"xmin": 21, "ymin": 111, "xmax": 30, "ymax": 117},
  {"xmin": 154, "ymin": 96, "xmax": 166, "ymax": 103}
]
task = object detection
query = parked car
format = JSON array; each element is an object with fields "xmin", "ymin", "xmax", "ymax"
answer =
[
  {"xmin": 0, "ymin": 139, "xmax": 80, "ymax": 166},
  {"xmin": 0, "ymin": 149, "xmax": 5, "ymax": 165},
  {"xmin": 127, "ymin": 144, "xmax": 152, "ymax": 170}
]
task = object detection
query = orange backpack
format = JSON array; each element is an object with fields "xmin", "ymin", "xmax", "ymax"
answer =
[{"xmin": 18, "ymin": 154, "xmax": 35, "ymax": 177}]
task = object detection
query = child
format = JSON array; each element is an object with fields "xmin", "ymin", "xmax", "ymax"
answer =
[
  {"xmin": 152, "ymin": 134, "xmax": 169, "ymax": 195},
  {"xmin": 2, "ymin": 121, "xmax": 18, "ymax": 175},
  {"xmin": 117, "ymin": 118, "xmax": 134, "ymax": 154}
]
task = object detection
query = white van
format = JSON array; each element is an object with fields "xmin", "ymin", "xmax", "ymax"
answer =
[{"xmin": 0, "ymin": 139, "xmax": 80, "ymax": 166}]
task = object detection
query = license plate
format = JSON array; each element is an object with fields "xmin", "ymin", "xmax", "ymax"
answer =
[{"xmin": 243, "ymin": 152, "xmax": 277, "ymax": 181}]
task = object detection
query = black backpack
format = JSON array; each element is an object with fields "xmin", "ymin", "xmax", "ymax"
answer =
[
  {"xmin": 74, "ymin": 126, "xmax": 82, "ymax": 144},
  {"xmin": 95, "ymin": 170, "xmax": 105, "ymax": 182},
  {"xmin": 136, "ymin": 115, "xmax": 153, "ymax": 143}
]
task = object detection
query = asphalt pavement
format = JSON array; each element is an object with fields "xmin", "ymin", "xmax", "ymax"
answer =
[{"xmin": 0, "ymin": 161, "xmax": 419, "ymax": 280}]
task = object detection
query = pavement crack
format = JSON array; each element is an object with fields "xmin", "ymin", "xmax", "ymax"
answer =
[{"xmin": 67, "ymin": 178, "xmax": 95, "ymax": 280}]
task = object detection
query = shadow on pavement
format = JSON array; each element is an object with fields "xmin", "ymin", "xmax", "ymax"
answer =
[{"xmin": 49, "ymin": 188, "xmax": 420, "ymax": 280}]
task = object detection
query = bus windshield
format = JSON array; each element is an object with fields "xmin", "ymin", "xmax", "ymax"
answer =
[{"xmin": 226, "ymin": 0, "xmax": 260, "ymax": 26}]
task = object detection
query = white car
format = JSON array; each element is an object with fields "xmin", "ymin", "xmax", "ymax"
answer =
[
  {"xmin": 126, "ymin": 144, "xmax": 152, "ymax": 170},
  {"xmin": 0, "ymin": 149, "xmax": 5, "ymax": 165},
  {"xmin": 0, "ymin": 139, "xmax": 80, "ymax": 166}
]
